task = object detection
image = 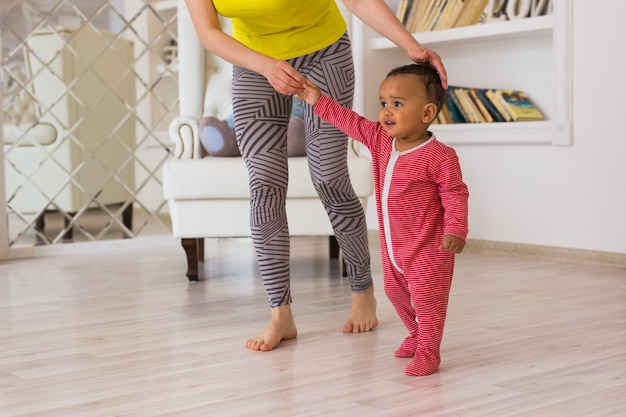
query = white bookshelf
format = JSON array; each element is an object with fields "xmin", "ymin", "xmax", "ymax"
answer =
[{"xmin": 352, "ymin": 2, "xmax": 572, "ymax": 146}]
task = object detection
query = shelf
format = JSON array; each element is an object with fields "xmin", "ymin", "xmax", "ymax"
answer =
[
  {"xmin": 430, "ymin": 120, "xmax": 571, "ymax": 146},
  {"xmin": 371, "ymin": 15, "xmax": 554, "ymax": 49}
]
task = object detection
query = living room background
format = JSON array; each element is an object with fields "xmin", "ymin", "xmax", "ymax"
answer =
[{"xmin": 1, "ymin": 0, "xmax": 177, "ymax": 249}]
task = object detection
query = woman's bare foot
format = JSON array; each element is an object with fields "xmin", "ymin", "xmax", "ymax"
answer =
[
  {"xmin": 246, "ymin": 304, "xmax": 298, "ymax": 351},
  {"xmin": 343, "ymin": 286, "xmax": 378, "ymax": 333}
]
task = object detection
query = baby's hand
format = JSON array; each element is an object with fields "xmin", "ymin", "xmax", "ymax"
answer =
[
  {"xmin": 295, "ymin": 79, "xmax": 322, "ymax": 106},
  {"xmin": 439, "ymin": 234, "xmax": 465, "ymax": 254}
]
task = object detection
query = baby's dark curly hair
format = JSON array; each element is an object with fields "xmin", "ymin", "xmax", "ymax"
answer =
[{"xmin": 386, "ymin": 63, "xmax": 445, "ymax": 113}]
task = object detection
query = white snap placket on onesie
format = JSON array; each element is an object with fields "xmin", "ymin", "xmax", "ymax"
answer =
[{"xmin": 382, "ymin": 136, "xmax": 435, "ymax": 275}]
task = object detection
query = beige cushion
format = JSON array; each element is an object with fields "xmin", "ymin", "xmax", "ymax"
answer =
[{"xmin": 163, "ymin": 155, "xmax": 373, "ymax": 200}]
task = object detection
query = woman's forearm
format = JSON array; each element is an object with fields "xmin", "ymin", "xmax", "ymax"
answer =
[
  {"xmin": 341, "ymin": 0, "xmax": 448, "ymax": 87},
  {"xmin": 184, "ymin": 0, "xmax": 273, "ymax": 75},
  {"xmin": 342, "ymin": 0, "xmax": 424, "ymax": 53}
]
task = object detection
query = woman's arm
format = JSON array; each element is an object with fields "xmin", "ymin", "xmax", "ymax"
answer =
[
  {"xmin": 184, "ymin": 0, "xmax": 306, "ymax": 95},
  {"xmin": 342, "ymin": 0, "xmax": 448, "ymax": 88}
]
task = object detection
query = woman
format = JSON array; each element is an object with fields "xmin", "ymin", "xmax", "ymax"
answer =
[{"xmin": 184, "ymin": 0, "xmax": 448, "ymax": 351}]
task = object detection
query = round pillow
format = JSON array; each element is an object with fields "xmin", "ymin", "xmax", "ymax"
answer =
[{"xmin": 199, "ymin": 116, "xmax": 241, "ymax": 157}]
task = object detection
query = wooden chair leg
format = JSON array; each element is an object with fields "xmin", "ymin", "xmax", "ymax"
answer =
[
  {"xmin": 122, "ymin": 203, "xmax": 133, "ymax": 236},
  {"xmin": 198, "ymin": 237, "xmax": 205, "ymax": 262},
  {"xmin": 329, "ymin": 235, "xmax": 340, "ymax": 259},
  {"xmin": 181, "ymin": 238, "xmax": 203, "ymax": 282},
  {"xmin": 34, "ymin": 213, "xmax": 47, "ymax": 244},
  {"xmin": 62, "ymin": 212, "xmax": 75, "ymax": 240},
  {"xmin": 328, "ymin": 236, "xmax": 348, "ymax": 277},
  {"xmin": 35, "ymin": 213, "xmax": 45, "ymax": 233}
]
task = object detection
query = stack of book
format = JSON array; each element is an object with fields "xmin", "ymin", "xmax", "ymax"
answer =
[
  {"xmin": 396, "ymin": 0, "xmax": 490, "ymax": 33},
  {"xmin": 435, "ymin": 87, "xmax": 544, "ymax": 124}
]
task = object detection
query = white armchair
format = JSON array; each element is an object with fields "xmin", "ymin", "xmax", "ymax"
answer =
[{"xmin": 162, "ymin": 1, "xmax": 374, "ymax": 281}]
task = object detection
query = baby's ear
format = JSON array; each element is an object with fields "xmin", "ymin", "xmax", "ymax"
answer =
[{"xmin": 423, "ymin": 102, "xmax": 438, "ymax": 123}]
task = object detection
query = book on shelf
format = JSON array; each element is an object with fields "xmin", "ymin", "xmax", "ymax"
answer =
[
  {"xmin": 395, "ymin": 0, "xmax": 413, "ymax": 26},
  {"xmin": 432, "ymin": 0, "xmax": 462, "ymax": 31},
  {"xmin": 434, "ymin": 110, "xmax": 445, "ymax": 124},
  {"xmin": 474, "ymin": 88, "xmax": 506, "ymax": 122},
  {"xmin": 450, "ymin": 86, "xmax": 487, "ymax": 123},
  {"xmin": 444, "ymin": 93, "xmax": 468, "ymax": 123},
  {"xmin": 438, "ymin": 87, "xmax": 542, "ymax": 124},
  {"xmin": 414, "ymin": 0, "xmax": 487, "ymax": 31},
  {"xmin": 398, "ymin": 0, "xmax": 426, "ymax": 30},
  {"xmin": 468, "ymin": 88, "xmax": 493, "ymax": 123},
  {"xmin": 484, "ymin": 89, "xmax": 512, "ymax": 121},
  {"xmin": 410, "ymin": 0, "xmax": 435, "ymax": 32},
  {"xmin": 492, "ymin": 89, "xmax": 545, "ymax": 121},
  {"xmin": 439, "ymin": 99, "xmax": 453, "ymax": 123},
  {"xmin": 395, "ymin": 0, "xmax": 407, "ymax": 21},
  {"xmin": 423, "ymin": 0, "xmax": 449, "ymax": 32},
  {"xmin": 446, "ymin": 87, "xmax": 471, "ymax": 122},
  {"xmin": 455, "ymin": 87, "xmax": 481, "ymax": 122},
  {"xmin": 404, "ymin": 0, "xmax": 421, "ymax": 33},
  {"xmin": 441, "ymin": 0, "xmax": 471, "ymax": 30},
  {"xmin": 453, "ymin": 0, "xmax": 489, "ymax": 28},
  {"xmin": 402, "ymin": 0, "xmax": 551, "ymax": 33}
]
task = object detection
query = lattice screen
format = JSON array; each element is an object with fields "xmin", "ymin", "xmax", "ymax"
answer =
[{"xmin": 1, "ymin": 0, "xmax": 177, "ymax": 247}]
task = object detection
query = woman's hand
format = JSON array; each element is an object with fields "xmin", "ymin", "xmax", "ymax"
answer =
[
  {"xmin": 263, "ymin": 60, "xmax": 308, "ymax": 95},
  {"xmin": 407, "ymin": 46, "xmax": 448, "ymax": 89}
]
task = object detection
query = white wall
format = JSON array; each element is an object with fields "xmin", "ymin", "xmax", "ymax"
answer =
[{"xmin": 364, "ymin": 0, "xmax": 626, "ymax": 255}]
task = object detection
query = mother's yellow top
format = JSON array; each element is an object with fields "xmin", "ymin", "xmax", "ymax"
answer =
[{"xmin": 213, "ymin": 0, "xmax": 347, "ymax": 60}]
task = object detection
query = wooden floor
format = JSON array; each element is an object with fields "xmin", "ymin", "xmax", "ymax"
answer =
[{"xmin": 0, "ymin": 236, "xmax": 624, "ymax": 416}]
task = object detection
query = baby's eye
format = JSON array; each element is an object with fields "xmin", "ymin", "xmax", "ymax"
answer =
[
  {"xmin": 394, "ymin": 101, "xmax": 403, "ymax": 108},
  {"xmin": 380, "ymin": 102, "xmax": 388, "ymax": 108}
]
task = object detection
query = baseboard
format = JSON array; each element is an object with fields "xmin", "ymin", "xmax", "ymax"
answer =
[
  {"xmin": 464, "ymin": 239, "xmax": 626, "ymax": 269},
  {"xmin": 2, "ymin": 236, "xmax": 180, "ymax": 261}
]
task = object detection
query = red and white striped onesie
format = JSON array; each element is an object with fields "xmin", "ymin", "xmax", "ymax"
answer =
[{"xmin": 314, "ymin": 95, "xmax": 469, "ymax": 376}]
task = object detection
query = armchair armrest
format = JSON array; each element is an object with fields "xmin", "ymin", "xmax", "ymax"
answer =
[
  {"xmin": 3, "ymin": 122, "xmax": 59, "ymax": 146},
  {"xmin": 168, "ymin": 116, "xmax": 203, "ymax": 160},
  {"xmin": 168, "ymin": 115, "xmax": 367, "ymax": 161},
  {"xmin": 348, "ymin": 138, "xmax": 371, "ymax": 159}
]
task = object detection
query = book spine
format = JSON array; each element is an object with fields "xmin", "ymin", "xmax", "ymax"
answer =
[
  {"xmin": 448, "ymin": 0, "xmax": 468, "ymax": 28},
  {"xmin": 455, "ymin": 87, "xmax": 480, "ymax": 123},
  {"xmin": 404, "ymin": 0, "xmax": 420, "ymax": 31},
  {"xmin": 433, "ymin": 0, "xmax": 459, "ymax": 31},
  {"xmin": 446, "ymin": 87, "xmax": 472, "ymax": 123},
  {"xmin": 485, "ymin": 89, "xmax": 512, "ymax": 121},
  {"xmin": 454, "ymin": 0, "xmax": 489, "ymax": 28},
  {"xmin": 427, "ymin": 0, "xmax": 449, "ymax": 31},
  {"xmin": 445, "ymin": 88, "xmax": 469, "ymax": 123},
  {"xmin": 468, "ymin": 88, "xmax": 493, "ymax": 123},
  {"xmin": 440, "ymin": 99, "xmax": 453, "ymax": 123},
  {"xmin": 416, "ymin": 0, "xmax": 437, "ymax": 32},
  {"xmin": 493, "ymin": 89, "xmax": 514, "ymax": 120},
  {"xmin": 496, "ymin": 89, "xmax": 545, "ymax": 121},
  {"xmin": 475, "ymin": 89, "xmax": 506, "ymax": 122}
]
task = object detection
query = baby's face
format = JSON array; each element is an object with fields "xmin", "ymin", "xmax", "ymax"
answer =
[{"xmin": 378, "ymin": 74, "xmax": 431, "ymax": 141}]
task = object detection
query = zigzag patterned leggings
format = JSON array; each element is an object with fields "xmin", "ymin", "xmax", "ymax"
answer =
[{"xmin": 231, "ymin": 33, "xmax": 372, "ymax": 307}]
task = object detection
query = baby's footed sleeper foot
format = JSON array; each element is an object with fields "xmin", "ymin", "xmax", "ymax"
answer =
[
  {"xmin": 404, "ymin": 349, "xmax": 441, "ymax": 376},
  {"xmin": 394, "ymin": 335, "xmax": 418, "ymax": 358}
]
